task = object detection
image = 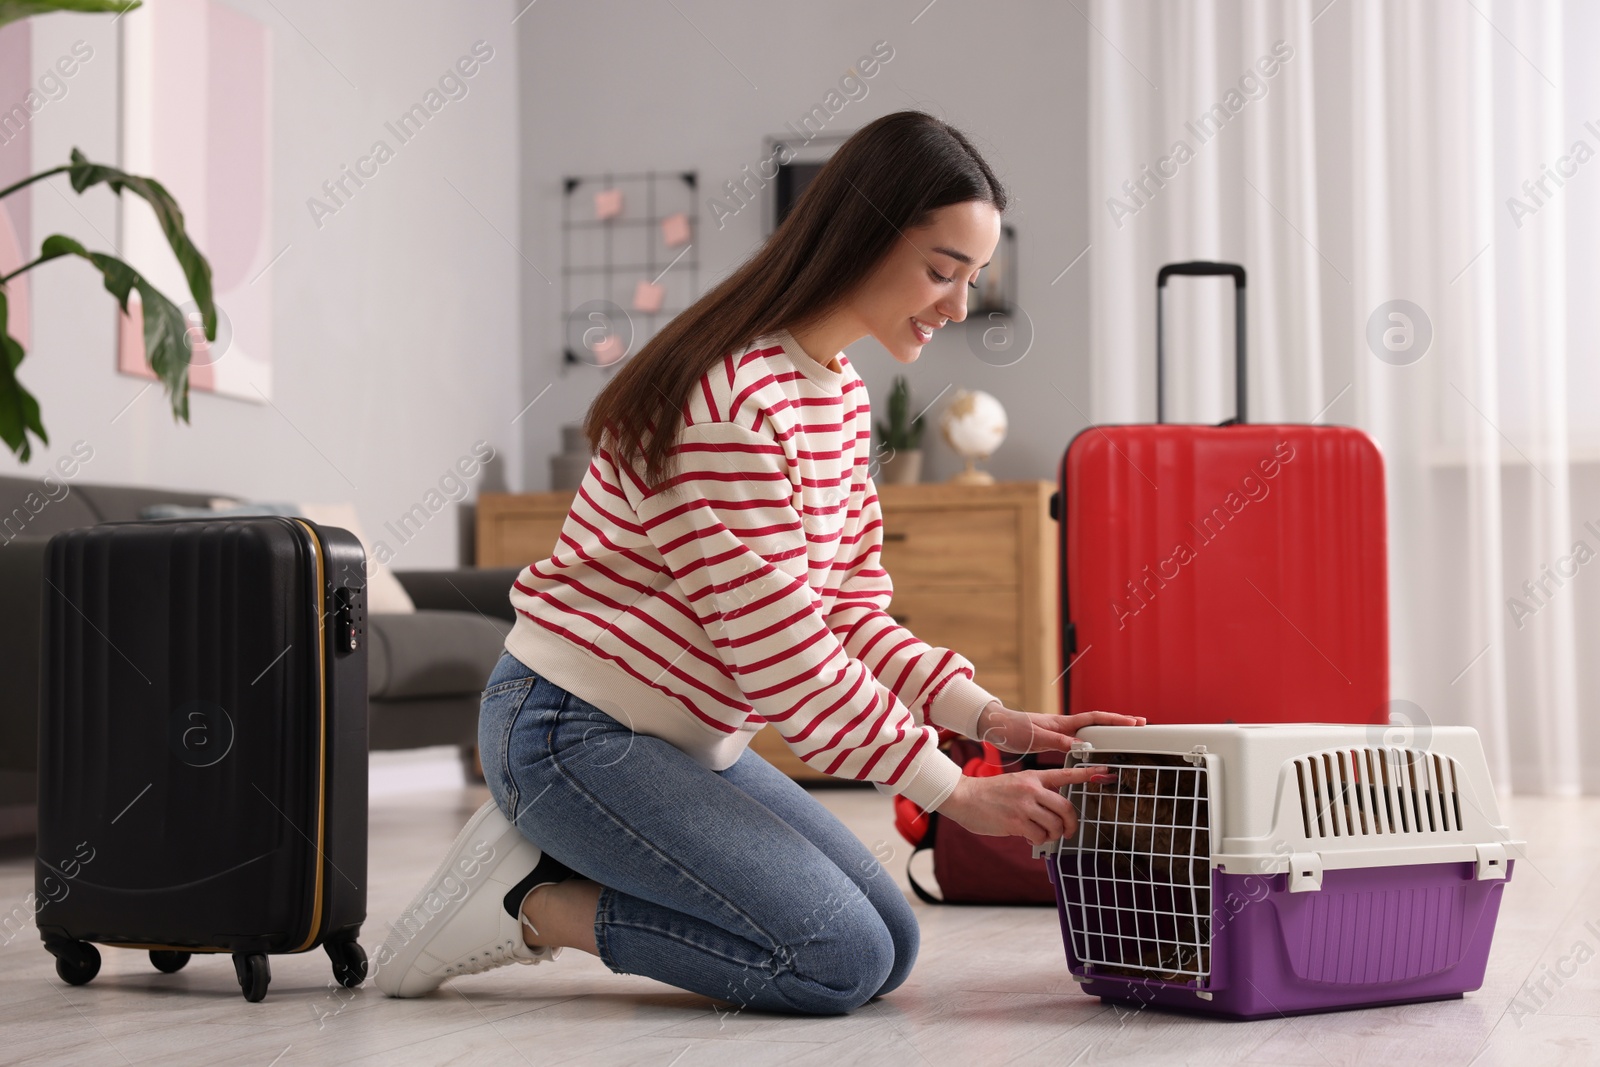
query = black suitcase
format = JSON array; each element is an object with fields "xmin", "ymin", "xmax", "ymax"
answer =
[{"xmin": 35, "ymin": 516, "xmax": 370, "ymax": 1002}]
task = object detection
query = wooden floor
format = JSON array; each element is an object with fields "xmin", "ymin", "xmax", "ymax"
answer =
[{"xmin": 2, "ymin": 769, "xmax": 1597, "ymax": 1066}]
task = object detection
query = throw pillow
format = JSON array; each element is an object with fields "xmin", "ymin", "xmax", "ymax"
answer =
[
  {"xmin": 139, "ymin": 501, "xmax": 300, "ymax": 519},
  {"xmin": 294, "ymin": 502, "xmax": 417, "ymax": 615},
  {"xmin": 136, "ymin": 498, "xmax": 418, "ymax": 614}
]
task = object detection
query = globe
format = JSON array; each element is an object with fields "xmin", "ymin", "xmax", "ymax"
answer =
[{"xmin": 938, "ymin": 389, "xmax": 1008, "ymax": 485}]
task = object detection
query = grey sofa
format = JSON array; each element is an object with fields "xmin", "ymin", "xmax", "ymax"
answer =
[{"xmin": 0, "ymin": 475, "xmax": 521, "ymax": 847}]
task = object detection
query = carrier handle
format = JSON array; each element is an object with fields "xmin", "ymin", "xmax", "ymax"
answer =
[{"xmin": 1156, "ymin": 261, "xmax": 1247, "ymax": 425}]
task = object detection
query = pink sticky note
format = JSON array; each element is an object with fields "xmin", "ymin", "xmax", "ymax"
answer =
[
  {"xmin": 590, "ymin": 331, "xmax": 625, "ymax": 365},
  {"xmin": 633, "ymin": 279, "xmax": 665, "ymax": 313},
  {"xmin": 660, "ymin": 212, "xmax": 690, "ymax": 247},
  {"xmin": 594, "ymin": 188, "xmax": 623, "ymax": 219}
]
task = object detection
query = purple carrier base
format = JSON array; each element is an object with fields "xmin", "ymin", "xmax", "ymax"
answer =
[{"xmin": 1047, "ymin": 857, "xmax": 1514, "ymax": 1021}]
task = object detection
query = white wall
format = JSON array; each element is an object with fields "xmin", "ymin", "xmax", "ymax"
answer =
[
  {"xmin": 3, "ymin": 1, "xmax": 522, "ymax": 569},
  {"xmin": 514, "ymin": 1, "xmax": 1091, "ymax": 490},
  {"xmin": 6, "ymin": 1, "xmax": 1093, "ymax": 565}
]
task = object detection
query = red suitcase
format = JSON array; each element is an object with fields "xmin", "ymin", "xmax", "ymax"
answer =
[{"xmin": 1053, "ymin": 262, "xmax": 1388, "ymax": 725}]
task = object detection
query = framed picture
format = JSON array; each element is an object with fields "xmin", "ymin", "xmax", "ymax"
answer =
[
  {"xmin": 117, "ymin": 0, "xmax": 274, "ymax": 401},
  {"xmin": 970, "ymin": 224, "xmax": 1016, "ymax": 316},
  {"xmin": 764, "ymin": 131, "xmax": 848, "ymax": 236},
  {"xmin": 0, "ymin": 21, "xmax": 35, "ymax": 351}
]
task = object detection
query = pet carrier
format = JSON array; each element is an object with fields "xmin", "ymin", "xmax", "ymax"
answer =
[{"xmin": 1038, "ymin": 724, "xmax": 1522, "ymax": 1019}]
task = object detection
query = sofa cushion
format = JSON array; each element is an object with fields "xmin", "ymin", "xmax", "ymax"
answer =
[
  {"xmin": 0, "ymin": 478, "xmax": 100, "ymax": 541},
  {"xmin": 77, "ymin": 483, "xmax": 220, "ymax": 523},
  {"xmin": 129, "ymin": 497, "xmax": 417, "ymax": 615},
  {"xmin": 138, "ymin": 501, "xmax": 300, "ymax": 519},
  {"xmin": 368, "ymin": 610, "xmax": 511, "ymax": 700}
]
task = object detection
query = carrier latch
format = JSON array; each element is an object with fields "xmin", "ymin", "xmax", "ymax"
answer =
[
  {"xmin": 1288, "ymin": 851, "xmax": 1323, "ymax": 893},
  {"xmin": 1475, "ymin": 843, "xmax": 1508, "ymax": 881}
]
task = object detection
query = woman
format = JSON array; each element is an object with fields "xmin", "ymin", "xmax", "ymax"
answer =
[{"xmin": 373, "ymin": 110, "xmax": 1141, "ymax": 1014}]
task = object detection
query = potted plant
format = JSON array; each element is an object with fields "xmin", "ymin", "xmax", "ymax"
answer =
[
  {"xmin": 0, "ymin": 1, "xmax": 213, "ymax": 464},
  {"xmin": 873, "ymin": 375, "xmax": 924, "ymax": 485}
]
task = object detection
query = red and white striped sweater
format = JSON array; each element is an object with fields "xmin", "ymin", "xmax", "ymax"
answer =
[{"xmin": 503, "ymin": 327, "xmax": 998, "ymax": 811}]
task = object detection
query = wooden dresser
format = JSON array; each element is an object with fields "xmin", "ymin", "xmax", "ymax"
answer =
[{"xmin": 476, "ymin": 481, "xmax": 1061, "ymax": 782}]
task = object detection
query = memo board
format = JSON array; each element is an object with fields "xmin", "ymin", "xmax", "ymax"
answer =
[{"xmin": 561, "ymin": 170, "xmax": 699, "ymax": 370}]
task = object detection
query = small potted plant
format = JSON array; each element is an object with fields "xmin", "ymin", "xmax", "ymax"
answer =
[{"xmin": 874, "ymin": 375, "xmax": 924, "ymax": 485}]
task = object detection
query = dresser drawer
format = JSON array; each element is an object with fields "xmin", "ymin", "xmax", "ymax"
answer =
[
  {"xmin": 875, "ymin": 506, "xmax": 1019, "ymax": 587},
  {"xmin": 885, "ymin": 586, "xmax": 1021, "ymax": 692},
  {"xmin": 476, "ymin": 491, "xmax": 576, "ymax": 568},
  {"xmin": 491, "ymin": 516, "xmax": 569, "ymax": 566}
]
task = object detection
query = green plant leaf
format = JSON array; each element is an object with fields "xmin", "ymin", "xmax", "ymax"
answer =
[
  {"xmin": 66, "ymin": 148, "xmax": 214, "ymax": 341},
  {"xmin": 0, "ymin": 0, "xmax": 139, "ymax": 30},
  {"xmin": 0, "ymin": 287, "xmax": 48, "ymax": 463},
  {"xmin": 40, "ymin": 234, "xmax": 192, "ymax": 424}
]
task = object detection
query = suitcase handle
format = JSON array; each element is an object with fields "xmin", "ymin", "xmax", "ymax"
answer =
[{"xmin": 1156, "ymin": 261, "xmax": 1247, "ymax": 425}]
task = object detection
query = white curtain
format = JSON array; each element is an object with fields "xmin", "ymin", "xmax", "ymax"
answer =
[{"xmin": 1087, "ymin": 0, "xmax": 1599, "ymax": 795}]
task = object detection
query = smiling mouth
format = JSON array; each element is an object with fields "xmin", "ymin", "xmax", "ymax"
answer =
[{"xmin": 911, "ymin": 317, "xmax": 938, "ymax": 343}]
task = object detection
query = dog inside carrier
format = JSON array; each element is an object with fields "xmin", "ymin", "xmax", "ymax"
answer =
[{"xmin": 1037, "ymin": 724, "xmax": 1523, "ymax": 1020}]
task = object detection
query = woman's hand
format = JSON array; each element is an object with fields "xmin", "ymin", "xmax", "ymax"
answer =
[
  {"xmin": 935, "ymin": 766, "xmax": 1116, "ymax": 847},
  {"xmin": 975, "ymin": 701, "xmax": 1146, "ymax": 755}
]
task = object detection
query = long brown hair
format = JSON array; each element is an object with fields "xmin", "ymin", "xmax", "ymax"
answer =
[{"xmin": 584, "ymin": 110, "xmax": 1008, "ymax": 489}]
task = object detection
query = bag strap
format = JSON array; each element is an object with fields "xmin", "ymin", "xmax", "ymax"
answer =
[
  {"xmin": 905, "ymin": 810, "xmax": 945, "ymax": 904},
  {"xmin": 906, "ymin": 841, "xmax": 944, "ymax": 904}
]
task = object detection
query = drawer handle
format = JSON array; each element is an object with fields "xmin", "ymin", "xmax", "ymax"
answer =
[{"xmin": 882, "ymin": 531, "xmax": 908, "ymax": 542}]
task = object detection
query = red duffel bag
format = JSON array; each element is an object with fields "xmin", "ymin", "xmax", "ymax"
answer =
[{"xmin": 893, "ymin": 735, "xmax": 1062, "ymax": 905}]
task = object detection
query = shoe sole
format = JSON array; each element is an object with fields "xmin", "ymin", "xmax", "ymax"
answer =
[{"xmin": 374, "ymin": 798, "xmax": 537, "ymax": 997}]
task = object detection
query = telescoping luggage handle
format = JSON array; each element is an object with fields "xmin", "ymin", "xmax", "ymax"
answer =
[{"xmin": 1156, "ymin": 261, "xmax": 1247, "ymax": 425}]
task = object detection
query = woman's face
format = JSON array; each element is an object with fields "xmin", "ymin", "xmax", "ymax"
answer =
[{"xmin": 853, "ymin": 200, "xmax": 1002, "ymax": 364}]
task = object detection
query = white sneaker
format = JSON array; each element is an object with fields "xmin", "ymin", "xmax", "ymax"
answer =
[{"xmin": 373, "ymin": 798, "xmax": 572, "ymax": 997}]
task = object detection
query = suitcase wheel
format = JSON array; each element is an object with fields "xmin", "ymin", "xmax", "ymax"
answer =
[
  {"xmin": 325, "ymin": 938, "xmax": 368, "ymax": 988},
  {"xmin": 51, "ymin": 940, "xmax": 101, "ymax": 986},
  {"xmin": 149, "ymin": 950, "xmax": 191, "ymax": 974},
  {"xmin": 232, "ymin": 952, "xmax": 271, "ymax": 1003}
]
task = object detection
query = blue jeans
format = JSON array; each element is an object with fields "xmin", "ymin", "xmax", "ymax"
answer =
[{"xmin": 476, "ymin": 649, "xmax": 920, "ymax": 1015}]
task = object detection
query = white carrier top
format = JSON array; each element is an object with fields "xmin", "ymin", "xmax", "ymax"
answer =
[{"xmin": 1047, "ymin": 723, "xmax": 1525, "ymax": 892}]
